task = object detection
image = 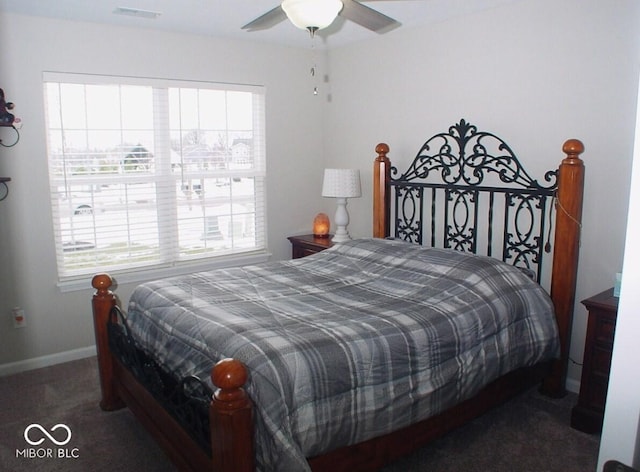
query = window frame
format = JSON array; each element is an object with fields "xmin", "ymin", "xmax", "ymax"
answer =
[{"xmin": 43, "ymin": 72, "xmax": 269, "ymax": 291}]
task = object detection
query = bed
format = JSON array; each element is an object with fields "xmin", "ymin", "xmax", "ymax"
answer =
[{"xmin": 91, "ymin": 119, "xmax": 585, "ymax": 471}]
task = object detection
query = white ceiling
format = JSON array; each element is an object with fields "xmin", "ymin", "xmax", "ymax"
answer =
[{"xmin": 0, "ymin": 0, "xmax": 523, "ymax": 49}]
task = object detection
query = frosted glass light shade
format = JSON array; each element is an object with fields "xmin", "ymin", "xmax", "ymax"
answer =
[
  {"xmin": 321, "ymin": 169, "xmax": 361, "ymax": 198},
  {"xmin": 282, "ymin": 0, "xmax": 344, "ymax": 30}
]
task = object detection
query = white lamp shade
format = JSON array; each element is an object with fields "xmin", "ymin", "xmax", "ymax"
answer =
[
  {"xmin": 282, "ymin": 0, "xmax": 344, "ymax": 30},
  {"xmin": 322, "ymin": 168, "xmax": 361, "ymax": 198}
]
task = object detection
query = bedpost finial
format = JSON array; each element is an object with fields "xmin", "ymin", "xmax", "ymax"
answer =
[
  {"xmin": 92, "ymin": 273, "xmax": 113, "ymax": 292},
  {"xmin": 375, "ymin": 143, "xmax": 389, "ymax": 159},
  {"xmin": 562, "ymin": 139, "xmax": 585, "ymax": 161},
  {"xmin": 210, "ymin": 358, "xmax": 254, "ymax": 470},
  {"xmin": 212, "ymin": 358, "xmax": 248, "ymax": 390}
]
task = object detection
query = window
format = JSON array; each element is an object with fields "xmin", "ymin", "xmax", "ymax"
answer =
[{"xmin": 43, "ymin": 72, "xmax": 266, "ymax": 283}]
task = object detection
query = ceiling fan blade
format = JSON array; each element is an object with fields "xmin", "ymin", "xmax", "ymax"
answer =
[
  {"xmin": 339, "ymin": 0, "xmax": 401, "ymax": 33},
  {"xmin": 242, "ymin": 6, "xmax": 287, "ymax": 31}
]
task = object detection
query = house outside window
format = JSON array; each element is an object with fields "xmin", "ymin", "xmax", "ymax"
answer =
[{"xmin": 43, "ymin": 72, "xmax": 267, "ymax": 284}]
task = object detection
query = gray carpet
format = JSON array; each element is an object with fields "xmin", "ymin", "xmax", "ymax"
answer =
[{"xmin": 0, "ymin": 357, "xmax": 600, "ymax": 471}]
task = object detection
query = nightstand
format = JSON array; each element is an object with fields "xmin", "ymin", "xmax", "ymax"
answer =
[
  {"xmin": 571, "ymin": 288, "xmax": 618, "ymax": 433},
  {"xmin": 287, "ymin": 234, "xmax": 334, "ymax": 259}
]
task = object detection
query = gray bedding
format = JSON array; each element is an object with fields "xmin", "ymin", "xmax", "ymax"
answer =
[{"xmin": 125, "ymin": 237, "xmax": 559, "ymax": 471}]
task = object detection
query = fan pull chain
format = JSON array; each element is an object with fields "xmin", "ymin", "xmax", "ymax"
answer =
[{"xmin": 308, "ymin": 27, "xmax": 319, "ymax": 95}]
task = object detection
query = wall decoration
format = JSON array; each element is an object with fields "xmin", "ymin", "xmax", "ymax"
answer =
[{"xmin": 0, "ymin": 87, "xmax": 20, "ymax": 147}]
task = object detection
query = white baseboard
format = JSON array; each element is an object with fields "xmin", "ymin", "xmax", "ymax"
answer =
[
  {"xmin": 0, "ymin": 345, "xmax": 97, "ymax": 377},
  {"xmin": 566, "ymin": 378, "xmax": 580, "ymax": 394}
]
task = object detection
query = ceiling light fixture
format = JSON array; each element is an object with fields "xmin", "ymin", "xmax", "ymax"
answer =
[
  {"xmin": 281, "ymin": 0, "xmax": 343, "ymax": 33},
  {"xmin": 113, "ymin": 7, "xmax": 162, "ymax": 19}
]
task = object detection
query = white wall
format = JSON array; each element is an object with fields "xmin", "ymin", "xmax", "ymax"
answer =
[
  {"xmin": 0, "ymin": 14, "xmax": 328, "ymax": 368},
  {"xmin": 324, "ymin": 0, "xmax": 640, "ymax": 393}
]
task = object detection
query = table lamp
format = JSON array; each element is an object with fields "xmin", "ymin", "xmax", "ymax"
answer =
[{"xmin": 321, "ymin": 168, "xmax": 361, "ymax": 243}]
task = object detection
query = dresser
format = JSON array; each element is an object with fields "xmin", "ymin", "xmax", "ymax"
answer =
[
  {"xmin": 570, "ymin": 288, "xmax": 618, "ymax": 433},
  {"xmin": 287, "ymin": 234, "xmax": 334, "ymax": 259}
]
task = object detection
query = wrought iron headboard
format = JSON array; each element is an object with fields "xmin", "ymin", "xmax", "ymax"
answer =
[{"xmin": 388, "ymin": 119, "xmax": 557, "ymax": 283}]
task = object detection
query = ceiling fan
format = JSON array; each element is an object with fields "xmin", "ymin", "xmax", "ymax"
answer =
[{"xmin": 242, "ymin": 0, "xmax": 404, "ymax": 35}]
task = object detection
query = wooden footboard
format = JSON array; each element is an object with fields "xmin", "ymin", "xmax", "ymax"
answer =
[{"xmin": 91, "ymin": 274, "xmax": 254, "ymax": 472}]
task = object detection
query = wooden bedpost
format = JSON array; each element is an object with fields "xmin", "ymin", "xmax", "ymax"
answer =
[
  {"xmin": 210, "ymin": 358, "xmax": 255, "ymax": 472},
  {"xmin": 542, "ymin": 139, "xmax": 585, "ymax": 397},
  {"xmin": 373, "ymin": 143, "xmax": 391, "ymax": 238},
  {"xmin": 91, "ymin": 273, "xmax": 124, "ymax": 411}
]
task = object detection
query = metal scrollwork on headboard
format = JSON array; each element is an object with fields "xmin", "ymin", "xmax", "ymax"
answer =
[{"xmin": 390, "ymin": 119, "xmax": 558, "ymax": 282}]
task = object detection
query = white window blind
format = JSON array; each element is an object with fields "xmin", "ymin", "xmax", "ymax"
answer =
[{"xmin": 43, "ymin": 72, "xmax": 267, "ymax": 281}]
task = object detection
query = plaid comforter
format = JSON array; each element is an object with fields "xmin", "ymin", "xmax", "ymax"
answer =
[{"xmin": 126, "ymin": 238, "xmax": 559, "ymax": 471}]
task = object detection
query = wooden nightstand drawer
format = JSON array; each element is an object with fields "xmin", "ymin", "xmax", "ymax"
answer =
[
  {"xmin": 594, "ymin": 316, "xmax": 616, "ymax": 344},
  {"xmin": 582, "ymin": 377, "xmax": 609, "ymax": 412},
  {"xmin": 288, "ymin": 234, "xmax": 334, "ymax": 259},
  {"xmin": 295, "ymin": 246, "xmax": 323, "ymax": 259},
  {"xmin": 571, "ymin": 288, "xmax": 618, "ymax": 434},
  {"xmin": 591, "ymin": 345, "xmax": 613, "ymax": 376}
]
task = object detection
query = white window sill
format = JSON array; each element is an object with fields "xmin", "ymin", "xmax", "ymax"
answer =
[{"xmin": 58, "ymin": 251, "xmax": 272, "ymax": 293}]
